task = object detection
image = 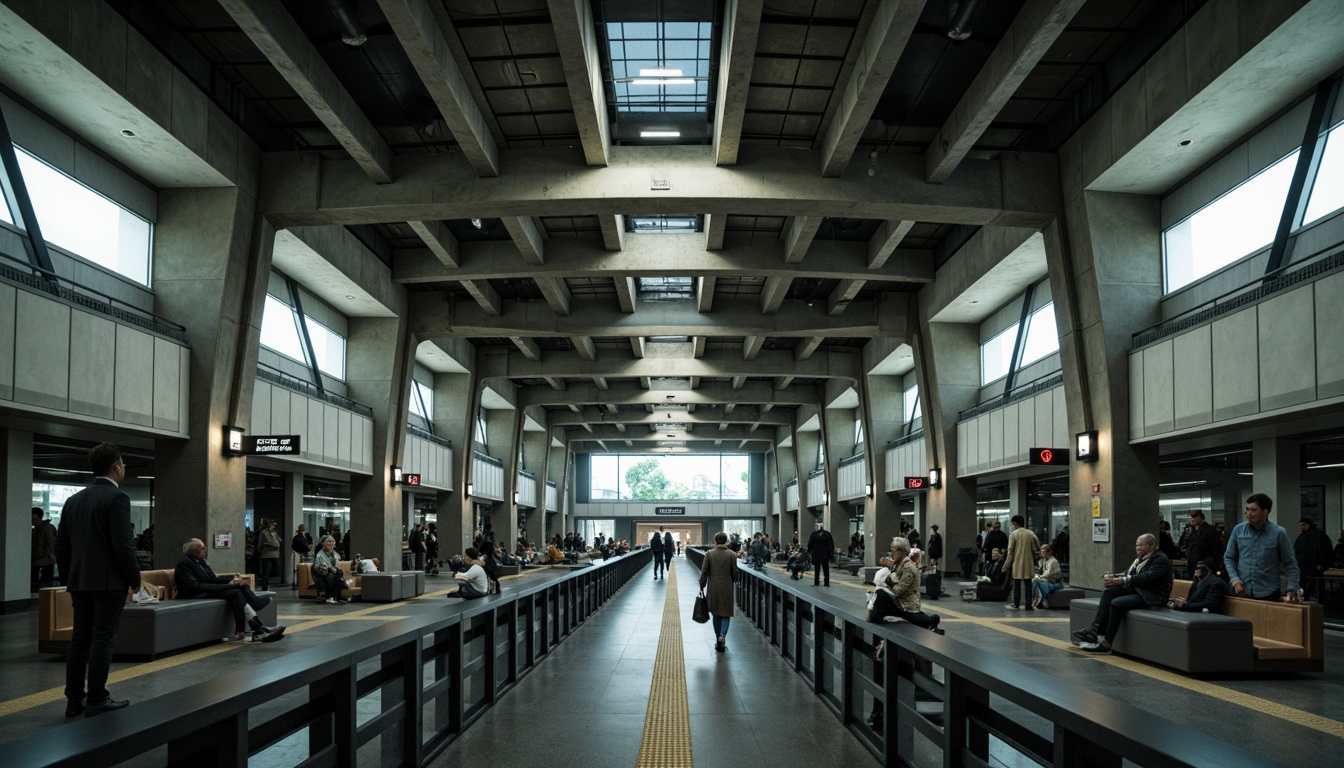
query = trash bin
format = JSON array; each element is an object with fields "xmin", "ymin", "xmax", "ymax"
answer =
[{"xmin": 956, "ymin": 547, "xmax": 978, "ymax": 579}]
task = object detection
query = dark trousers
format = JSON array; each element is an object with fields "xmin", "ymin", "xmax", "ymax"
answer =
[
  {"xmin": 32, "ymin": 564, "xmax": 55, "ymax": 591},
  {"xmin": 65, "ymin": 590, "xmax": 127, "ymax": 704},
  {"xmin": 652, "ymin": 551, "xmax": 664, "ymax": 577},
  {"xmin": 664, "ymin": 549, "xmax": 674, "ymax": 570},
  {"xmin": 1093, "ymin": 587, "xmax": 1149, "ymax": 642},
  {"xmin": 315, "ymin": 570, "xmax": 348, "ymax": 600},
  {"xmin": 258, "ymin": 558, "xmax": 278, "ymax": 590},
  {"xmin": 813, "ymin": 556, "xmax": 830, "ymax": 585},
  {"xmin": 413, "ymin": 552, "xmax": 425, "ymax": 573},
  {"xmin": 1011, "ymin": 578, "xmax": 1034, "ymax": 608},
  {"xmin": 193, "ymin": 586, "xmax": 270, "ymax": 632}
]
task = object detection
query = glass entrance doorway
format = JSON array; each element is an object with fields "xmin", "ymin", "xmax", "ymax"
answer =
[{"xmin": 635, "ymin": 522, "xmax": 702, "ymax": 550}]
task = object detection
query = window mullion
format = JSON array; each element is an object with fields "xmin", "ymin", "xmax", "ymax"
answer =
[
  {"xmin": 1266, "ymin": 77, "xmax": 1341, "ymax": 275},
  {"xmin": 285, "ymin": 277, "xmax": 325, "ymax": 395},
  {"xmin": 0, "ymin": 104, "xmax": 57, "ymax": 279},
  {"xmin": 1001, "ymin": 283, "xmax": 1037, "ymax": 397}
]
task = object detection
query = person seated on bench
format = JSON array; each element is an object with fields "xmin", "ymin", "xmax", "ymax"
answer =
[
  {"xmin": 312, "ymin": 535, "xmax": 351, "ymax": 604},
  {"xmin": 1072, "ymin": 533, "xmax": 1172, "ymax": 654},
  {"xmin": 1167, "ymin": 558, "xmax": 1228, "ymax": 613},
  {"xmin": 352, "ymin": 554, "xmax": 379, "ymax": 574},
  {"xmin": 1031, "ymin": 544, "xmax": 1063, "ymax": 608},
  {"xmin": 175, "ymin": 539, "xmax": 285, "ymax": 642},
  {"xmin": 447, "ymin": 548, "xmax": 490, "ymax": 599},
  {"xmin": 975, "ymin": 549, "xmax": 1010, "ymax": 602},
  {"xmin": 786, "ymin": 548, "xmax": 811, "ymax": 580}
]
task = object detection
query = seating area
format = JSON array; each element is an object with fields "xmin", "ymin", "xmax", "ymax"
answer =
[
  {"xmin": 38, "ymin": 571, "xmax": 276, "ymax": 659},
  {"xmin": 1068, "ymin": 579, "xmax": 1324, "ymax": 673},
  {"xmin": 296, "ymin": 559, "xmax": 380, "ymax": 601},
  {"xmin": 360, "ymin": 570, "xmax": 426, "ymax": 603}
]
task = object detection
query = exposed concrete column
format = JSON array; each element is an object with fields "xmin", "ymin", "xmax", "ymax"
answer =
[
  {"xmin": 0, "ymin": 428, "xmax": 33, "ymax": 611},
  {"xmin": 432, "ymin": 366, "xmax": 477, "ymax": 556},
  {"xmin": 283, "ymin": 472, "xmax": 304, "ymax": 583},
  {"xmin": 346, "ymin": 315, "xmax": 414, "ymax": 575},
  {"xmin": 546, "ymin": 439, "xmax": 567, "ymax": 544},
  {"xmin": 153, "ymin": 188, "xmax": 270, "ymax": 575},
  {"xmin": 861, "ymin": 372, "xmax": 904, "ymax": 565},
  {"xmin": 519, "ymin": 412, "xmax": 549, "ymax": 548},
  {"xmin": 793, "ymin": 424, "xmax": 820, "ymax": 522},
  {"xmin": 1009, "ymin": 478, "xmax": 1030, "ymax": 529},
  {"xmin": 773, "ymin": 428, "xmax": 798, "ymax": 545},
  {"xmin": 485, "ymin": 405, "xmax": 520, "ymax": 549},
  {"xmin": 911, "ymin": 318, "xmax": 980, "ymax": 568},
  {"xmin": 1045, "ymin": 193, "xmax": 1162, "ymax": 585},
  {"xmin": 1253, "ymin": 439, "xmax": 1301, "ymax": 524}
]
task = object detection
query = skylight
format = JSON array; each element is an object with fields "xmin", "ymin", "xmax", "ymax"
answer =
[
  {"xmin": 638, "ymin": 277, "xmax": 695, "ymax": 301},
  {"xmin": 606, "ymin": 21, "xmax": 711, "ymax": 113},
  {"xmin": 631, "ymin": 215, "xmax": 697, "ymax": 233}
]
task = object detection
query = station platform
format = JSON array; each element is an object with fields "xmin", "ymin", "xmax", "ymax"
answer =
[{"xmin": 0, "ymin": 557, "xmax": 1341, "ymax": 766}]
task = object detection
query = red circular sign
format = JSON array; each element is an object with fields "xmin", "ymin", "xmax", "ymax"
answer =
[
  {"xmin": 907, "ymin": 478, "xmax": 924, "ymax": 489},
  {"xmin": 1039, "ymin": 449, "xmax": 1053, "ymax": 464}
]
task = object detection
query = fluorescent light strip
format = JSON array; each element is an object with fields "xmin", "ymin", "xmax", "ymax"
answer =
[
  {"xmin": 631, "ymin": 79, "xmax": 695, "ymax": 85},
  {"xmin": 1307, "ymin": 462, "xmax": 1344, "ymax": 469},
  {"xmin": 640, "ymin": 131, "xmax": 681, "ymax": 138},
  {"xmin": 639, "ymin": 68, "xmax": 682, "ymax": 77}
]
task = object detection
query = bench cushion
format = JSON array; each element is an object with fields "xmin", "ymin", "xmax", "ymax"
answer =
[
  {"xmin": 1044, "ymin": 587, "xmax": 1084, "ymax": 609},
  {"xmin": 1069, "ymin": 597, "xmax": 1255, "ymax": 673}
]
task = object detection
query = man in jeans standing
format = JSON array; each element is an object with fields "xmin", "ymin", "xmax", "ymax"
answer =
[{"xmin": 55, "ymin": 443, "xmax": 141, "ymax": 717}]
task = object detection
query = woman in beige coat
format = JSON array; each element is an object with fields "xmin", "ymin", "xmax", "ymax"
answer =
[{"xmin": 699, "ymin": 531, "xmax": 739, "ymax": 652}]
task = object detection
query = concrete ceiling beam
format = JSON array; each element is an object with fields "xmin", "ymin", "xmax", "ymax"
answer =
[
  {"xmin": 502, "ymin": 216, "xmax": 546, "ymax": 265},
  {"xmin": 480, "ymin": 348, "xmax": 861, "ymax": 383},
  {"xmin": 572, "ymin": 336, "xmax": 597, "ymax": 361},
  {"xmin": 510, "ymin": 336, "xmax": 541, "ymax": 361},
  {"xmin": 600, "ymin": 214, "xmax": 625, "ymax": 250},
  {"xmin": 697, "ymin": 277, "xmax": 716, "ymax": 312},
  {"xmin": 760, "ymin": 276, "xmax": 790, "ymax": 314},
  {"xmin": 219, "ymin": 0, "xmax": 392, "ymax": 182},
  {"xmin": 868, "ymin": 220, "xmax": 916, "ymax": 269},
  {"xmin": 407, "ymin": 220, "xmax": 459, "ymax": 268},
  {"xmin": 743, "ymin": 336, "xmax": 765, "ymax": 360},
  {"xmin": 545, "ymin": 0, "xmax": 610, "ymax": 167},
  {"xmin": 575, "ymin": 425, "xmax": 766, "ymax": 442},
  {"xmin": 784, "ymin": 216, "xmax": 823, "ymax": 263},
  {"xmin": 827, "ymin": 279, "xmax": 864, "ymax": 316},
  {"xmin": 713, "ymin": 0, "xmax": 765, "ymax": 166},
  {"xmin": 536, "ymin": 277, "xmax": 572, "ymax": 316},
  {"xmin": 794, "ymin": 337, "xmax": 823, "ymax": 361},
  {"xmin": 925, "ymin": 0, "xmax": 1086, "ymax": 183},
  {"xmin": 518, "ymin": 381, "xmax": 821, "ymax": 407},
  {"xmin": 704, "ymin": 213, "xmax": 727, "ymax": 250},
  {"xmin": 818, "ymin": 0, "xmax": 926, "ymax": 177},
  {"xmin": 377, "ymin": 0, "xmax": 500, "ymax": 176},
  {"xmin": 461, "ymin": 280, "xmax": 502, "ymax": 316},
  {"xmin": 630, "ymin": 337, "xmax": 646, "ymax": 358},
  {"xmin": 550, "ymin": 406, "xmax": 789, "ymax": 427},
  {"xmin": 614, "ymin": 276, "xmax": 637, "ymax": 313}
]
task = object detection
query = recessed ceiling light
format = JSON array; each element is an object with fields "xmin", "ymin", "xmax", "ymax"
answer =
[
  {"xmin": 345, "ymin": 295, "xmax": 356, "ymax": 300},
  {"xmin": 471, "ymin": 218, "xmax": 484, "ymax": 230},
  {"xmin": 632, "ymin": 78, "xmax": 694, "ymax": 86},
  {"xmin": 120, "ymin": 129, "xmax": 136, "ymax": 138},
  {"xmin": 640, "ymin": 131, "xmax": 681, "ymax": 138},
  {"xmin": 1179, "ymin": 139, "xmax": 1191, "ymax": 146}
]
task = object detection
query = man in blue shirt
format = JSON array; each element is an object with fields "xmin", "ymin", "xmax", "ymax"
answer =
[{"xmin": 1224, "ymin": 493, "xmax": 1301, "ymax": 603}]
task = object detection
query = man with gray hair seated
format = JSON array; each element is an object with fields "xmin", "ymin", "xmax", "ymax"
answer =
[
  {"xmin": 1072, "ymin": 533, "xmax": 1172, "ymax": 655},
  {"xmin": 175, "ymin": 539, "xmax": 285, "ymax": 642}
]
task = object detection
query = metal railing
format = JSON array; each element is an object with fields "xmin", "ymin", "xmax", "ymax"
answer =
[
  {"xmin": 406, "ymin": 425, "xmax": 453, "ymax": 450},
  {"xmin": 473, "ymin": 450, "xmax": 503, "ymax": 467},
  {"xmin": 256, "ymin": 365, "xmax": 375, "ymax": 417},
  {"xmin": 5, "ymin": 550, "xmax": 653, "ymax": 767},
  {"xmin": 958, "ymin": 372, "xmax": 1064, "ymax": 422},
  {"xmin": 1132, "ymin": 241, "xmax": 1344, "ymax": 350},
  {"xmin": 0, "ymin": 249, "xmax": 187, "ymax": 342},
  {"xmin": 885, "ymin": 430, "xmax": 924, "ymax": 450},
  {"xmin": 689, "ymin": 548, "xmax": 1278, "ymax": 768},
  {"xmin": 838, "ymin": 453, "xmax": 866, "ymax": 467}
]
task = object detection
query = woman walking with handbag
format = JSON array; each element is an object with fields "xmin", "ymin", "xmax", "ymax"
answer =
[{"xmin": 699, "ymin": 531, "xmax": 739, "ymax": 652}]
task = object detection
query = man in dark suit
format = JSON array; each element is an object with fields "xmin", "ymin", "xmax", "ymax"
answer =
[
  {"xmin": 55, "ymin": 443, "xmax": 141, "ymax": 718},
  {"xmin": 807, "ymin": 520, "xmax": 835, "ymax": 587},
  {"xmin": 1072, "ymin": 533, "xmax": 1172, "ymax": 654},
  {"xmin": 1168, "ymin": 559, "xmax": 1227, "ymax": 613},
  {"xmin": 649, "ymin": 526, "xmax": 665, "ymax": 580},
  {"xmin": 1183, "ymin": 510, "xmax": 1223, "ymax": 579},
  {"xmin": 176, "ymin": 538, "xmax": 285, "ymax": 642}
]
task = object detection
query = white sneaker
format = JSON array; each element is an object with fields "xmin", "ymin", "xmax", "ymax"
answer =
[
  {"xmin": 1005, "ymin": 604, "xmax": 1020, "ymax": 611},
  {"xmin": 325, "ymin": 597, "xmax": 337, "ymax": 604},
  {"xmin": 1079, "ymin": 640, "xmax": 1100, "ymax": 650}
]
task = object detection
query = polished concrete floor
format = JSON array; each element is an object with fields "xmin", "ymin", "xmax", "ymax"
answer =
[{"xmin": 1, "ymin": 559, "xmax": 1342, "ymax": 767}]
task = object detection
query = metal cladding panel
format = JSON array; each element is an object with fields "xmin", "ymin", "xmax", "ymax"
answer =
[
  {"xmin": 1318, "ymin": 271, "xmax": 1344, "ymax": 399},
  {"xmin": 0, "ymin": 284, "xmax": 14, "ymax": 400},
  {"xmin": 1258, "ymin": 288, "xmax": 1316, "ymax": 411},
  {"xmin": 806, "ymin": 471, "xmax": 825, "ymax": 507},
  {"xmin": 14, "ymin": 290, "xmax": 70, "ymax": 411},
  {"xmin": 1052, "ymin": 387, "xmax": 1068, "ymax": 449},
  {"xmin": 270, "ymin": 386, "xmax": 290, "ymax": 435},
  {"xmin": 1017, "ymin": 396, "xmax": 1036, "ymax": 458},
  {"xmin": 152, "ymin": 337, "xmax": 182, "ymax": 432},
  {"xmin": 252, "ymin": 380, "xmax": 272, "ymax": 432},
  {"xmin": 988, "ymin": 409, "xmax": 1004, "ymax": 469},
  {"xmin": 68, "ymin": 310, "xmax": 116, "ymax": 420},
  {"xmin": 1173, "ymin": 324, "xmax": 1213, "ymax": 430},
  {"xmin": 517, "ymin": 473, "xmax": 538, "ymax": 507},
  {"xmin": 1211, "ymin": 309, "xmax": 1260, "ymax": 422},
  {"xmin": 1034, "ymin": 392, "xmax": 1053, "ymax": 451},
  {"xmin": 337, "ymin": 409, "xmax": 352, "ymax": 468},
  {"xmin": 976, "ymin": 414, "xmax": 990, "ymax": 472},
  {"xmin": 473, "ymin": 455, "xmax": 505, "ymax": 501},
  {"xmin": 837, "ymin": 457, "xmax": 866, "ymax": 501},
  {"xmin": 307, "ymin": 398, "xmax": 324, "ymax": 463},
  {"xmin": 1129, "ymin": 349, "xmax": 1144, "ymax": 439},
  {"xmin": 288, "ymin": 392, "xmax": 308, "ymax": 447},
  {"xmin": 546, "ymin": 484, "xmax": 557, "ymax": 512},
  {"xmin": 323, "ymin": 406, "xmax": 339, "ymax": 464},
  {"xmin": 112, "ymin": 323, "xmax": 153, "ymax": 426},
  {"xmin": 1142, "ymin": 341, "xmax": 1175, "ymax": 435},
  {"xmin": 957, "ymin": 420, "xmax": 968, "ymax": 476},
  {"xmin": 1002, "ymin": 402, "xmax": 1021, "ymax": 465},
  {"xmin": 786, "ymin": 482, "xmax": 800, "ymax": 511}
]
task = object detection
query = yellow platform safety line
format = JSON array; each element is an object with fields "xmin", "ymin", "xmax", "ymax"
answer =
[
  {"xmin": 636, "ymin": 561, "xmax": 694, "ymax": 768},
  {"xmin": 0, "ymin": 569, "xmax": 545, "ymax": 719},
  {"xmin": 793, "ymin": 566, "xmax": 1344, "ymax": 740}
]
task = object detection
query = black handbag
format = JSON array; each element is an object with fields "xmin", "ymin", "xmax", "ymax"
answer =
[{"xmin": 692, "ymin": 588, "xmax": 710, "ymax": 623}]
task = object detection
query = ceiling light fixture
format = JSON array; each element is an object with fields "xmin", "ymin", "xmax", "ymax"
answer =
[
  {"xmin": 471, "ymin": 218, "xmax": 484, "ymax": 230},
  {"xmin": 640, "ymin": 131, "xmax": 681, "ymax": 138},
  {"xmin": 639, "ymin": 68, "xmax": 682, "ymax": 77},
  {"xmin": 632, "ymin": 79, "xmax": 694, "ymax": 86},
  {"xmin": 120, "ymin": 129, "xmax": 137, "ymax": 138}
]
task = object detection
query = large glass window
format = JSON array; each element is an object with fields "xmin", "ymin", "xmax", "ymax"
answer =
[
  {"xmin": 1020, "ymin": 302, "xmax": 1059, "ymax": 368},
  {"xmin": 409, "ymin": 379, "xmax": 434, "ymax": 420},
  {"xmin": 1304, "ymin": 121, "xmax": 1344, "ymax": 225},
  {"xmin": 1163, "ymin": 150, "xmax": 1298, "ymax": 292},
  {"xmin": 606, "ymin": 21, "xmax": 711, "ymax": 113},
  {"xmin": 981, "ymin": 325, "xmax": 1016, "ymax": 385},
  {"xmin": 903, "ymin": 386, "xmax": 921, "ymax": 423},
  {"xmin": 259, "ymin": 294, "xmax": 347, "ymax": 380},
  {"xmin": 9, "ymin": 148, "xmax": 152, "ymax": 285},
  {"xmin": 587, "ymin": 454, "xmax": 751, "ymax": 501}
]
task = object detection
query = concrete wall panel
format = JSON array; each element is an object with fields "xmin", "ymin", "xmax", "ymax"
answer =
[
  {"xmin": 307, "ymin": 399, "xmax": 324, "ymax": 463},
  {"xmin": 1017, "ymin": 396, "xmax": 1036, "ymax": 457},
  {"xmin": 1257, "ymin": 288, "xmax": 1316, "ymax": 411},
  {"xmin": 361, "ymin": 417, "xmax": 373, "ymax": 471},
  {"xmin": 270, "ymin": 386, "xmax": 290, "ymax": 435},
  {"xmin": 252, "ymin": 380, "xmax": 272, "ymax": 432},
  {"xmin": 1211, "ymin": 309, "xmax": 1259, "ymax": 421},
  {"xmin": 1142, "ymin": 341, "xmax": 1175, "ymax": 434},
  {"xmin": 67, "ymin": 310, "xmax": 115, "ymax": 419},
  {"xmin": 14, "ymin": 291, "xmax": 70, "ymax": 411},
  {"xmin": 1035, "ymin": 391, "xmax": 1053, "ymax": 449},
  {"xmin": 1002, "ymin": 402, "xmax": 1021, "ymax": 464},
  {"xmin": 288, "ymin": 391, "xmax": 308, "ymax": 444},
  {"xmin": 337, "ymin": 409, "xmax": 352, "ymax": 468},
  {"xmin": 988, "ymin": 409, "xmax": 1004, "ymax": 468},
  {"xmin": 1129, "ymin": 349, "xmax": 1144, "ymax": 439},
  {"xmin": 956, "ymin": 420, "xmax": 968, "ymax": 475},
  {"xmin": 1317, "ymin": 271, "xmax": 1344, "ymax": 398},
  {"xmin": 976, "ymin": 415, "xmax": 990, "ymax": 473},
  {"xmin": 112, "ymin": 323, "xmax": 153, "ymax": 426},
  {"xmin": 1052, "ymin": 387, "xmax": 1068, "ymax": 449},
  {"xmin": 323, "ymin": 408, "xmax": 339, "ymax": 465},
  {"xmin": 1172, "ymin": 324, "xmax": 1213, "ymax": 429}
]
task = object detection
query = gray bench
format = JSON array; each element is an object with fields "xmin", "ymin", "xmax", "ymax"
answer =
[
  {"xmin": 1044, "ymin": 586, "xmax": 1085, "ymax": 609},
  {"xmin": 361, "ymin": 571, "xmax": 426, "ymax": 602},
  {"xmin": 1068, "ymin": 597, "xmax": 1254, "ymax": 673},
  {"xmin": 115, "ymin": 591, "xmax": 279, "ymax": 659}
]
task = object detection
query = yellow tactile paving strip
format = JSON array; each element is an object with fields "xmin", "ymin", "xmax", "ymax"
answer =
[
  {"xmin": 635, "ymin": 562, "xmax": 694, "ymax": 768},
  {"xmin": 776, "ymin": 564, "xmax": 1344, "ymax": 740},
  {"xmin": 0, "ymin": 569, "xmax": 537, "ymax": 719}
]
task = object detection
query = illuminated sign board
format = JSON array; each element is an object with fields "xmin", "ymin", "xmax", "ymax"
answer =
[
  {"xmin": 1029, "ymin": 447, "xmax": 1069, "ymax": 466},
  {"xmin": 246, "ymin": 436, "xmax": 301, "ymax": 455},
  {"xmin": 904, "ymin": 477, "xmax": 928, "ymax": 490},
  {"xmin": 402, "ymin": 473, "xmax": 422, "ymax": 487}
]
